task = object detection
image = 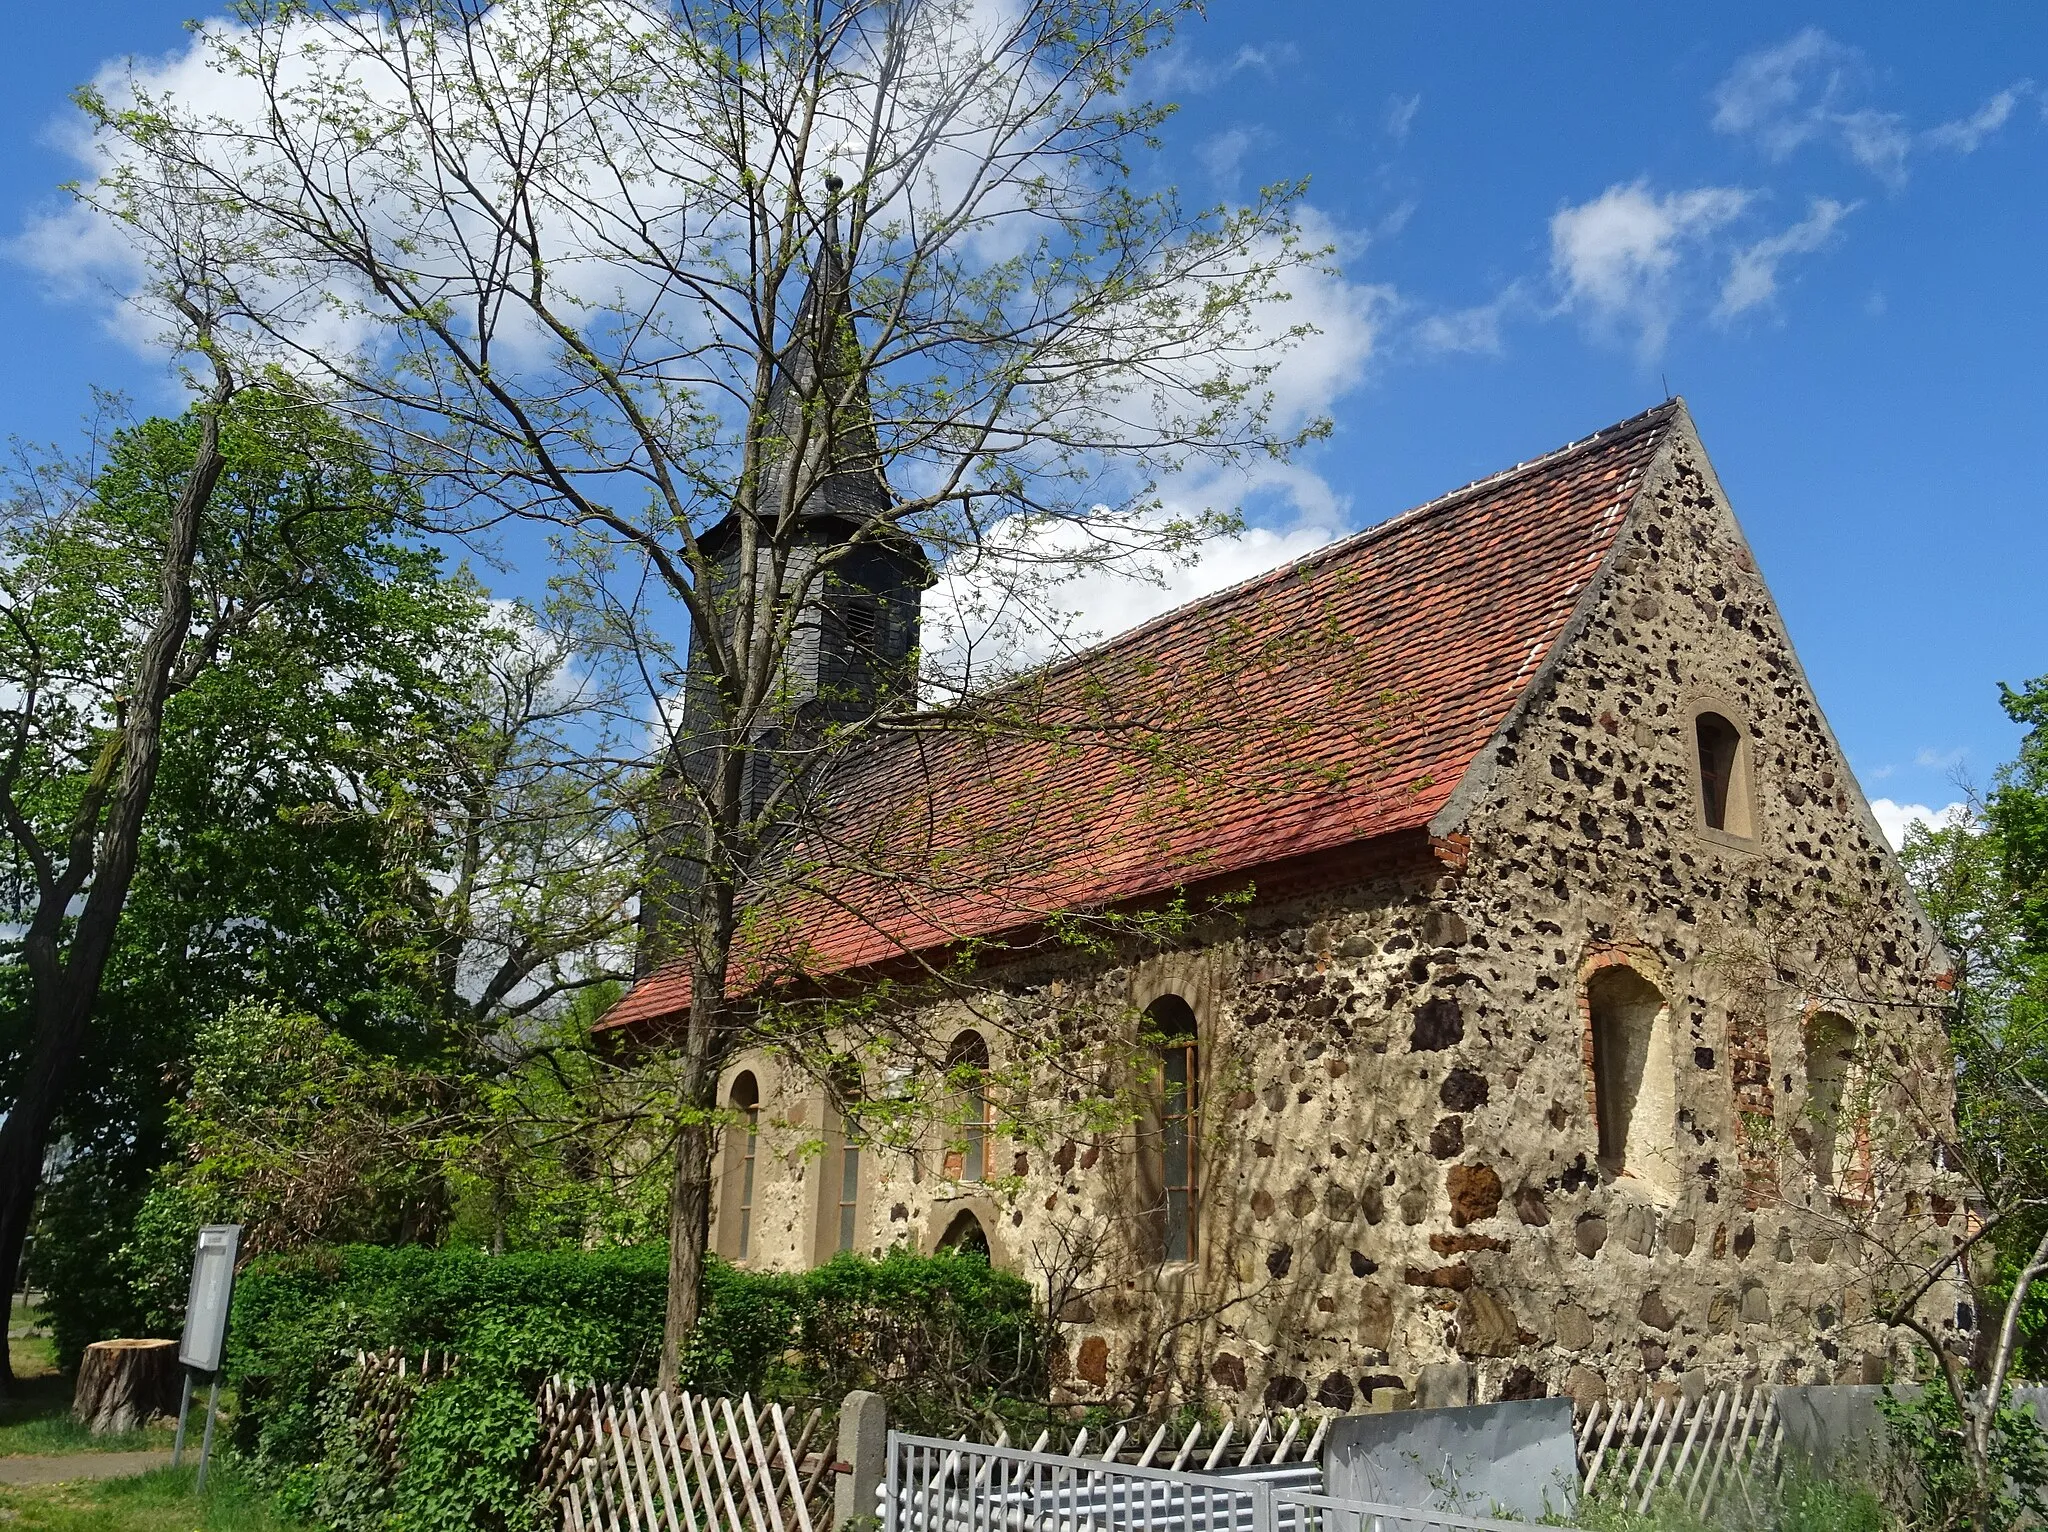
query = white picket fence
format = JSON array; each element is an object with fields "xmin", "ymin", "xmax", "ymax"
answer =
[
  {"xmin": 974, "ymin": 1414, "xmax": 1327, "ymax": 1476},
  {"xmin": 538, "ymin": 1382, "xmax": 1327, "ymax": 1532},
  {"xmin": 885, "ymin": 1432, "xmax": 1574, "ymax": 1532},
  {"xmin": 1577, "ymin": 1385, "xmax": 1784, "ymax": 1517}
]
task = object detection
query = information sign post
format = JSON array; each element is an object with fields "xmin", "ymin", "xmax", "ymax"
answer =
[{"xmin": 172, "ymin": 1225, "xmax": 241, "ymax": 1491}]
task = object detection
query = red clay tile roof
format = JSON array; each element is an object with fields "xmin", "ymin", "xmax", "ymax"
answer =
[{"xmin": 601, "ymin": 402, "xmax": 1679, "ymax": 1032}]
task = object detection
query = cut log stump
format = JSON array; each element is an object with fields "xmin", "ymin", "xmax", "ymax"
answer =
[{"xmin": 72, "ymin": 1339, "xmax": 180, "ymax": 1435}]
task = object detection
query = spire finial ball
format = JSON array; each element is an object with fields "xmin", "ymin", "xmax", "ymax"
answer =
[{"xmin": 825, "ymin": 174, "xmax": 844, "ymax": 195}]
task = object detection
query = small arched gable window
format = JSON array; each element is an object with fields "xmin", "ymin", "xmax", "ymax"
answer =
[
  {"xmin": 1694, "ymin": 711, "xmax": 1754, "ymax": 838},
  {"xmin": 943, "ymin": 1032, "xmax": 993, "ymax": 1183},
  {"xmin": 1143, "ymin": 996, "xmax": 1201, "ymax": 1266},
  {"xmin": 726, "ymin": 1072, "xmax": 761, "ymax": 1261},
  {"xmin": 1587, "ymin": 966, "xmax": 1678, "ymax": 1201}
]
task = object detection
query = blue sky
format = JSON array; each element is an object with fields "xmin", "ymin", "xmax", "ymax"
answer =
[{"xmin": 1, "ymin": 4, "xmax": 2042, "ymax": 838}]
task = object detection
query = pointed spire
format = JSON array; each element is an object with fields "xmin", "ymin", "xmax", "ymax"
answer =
[{"xmin": 756, "ymin": 175, "xmax": 889, "ymax": 529}]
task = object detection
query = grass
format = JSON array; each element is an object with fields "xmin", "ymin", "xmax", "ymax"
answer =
[
  {"xmin": 0, "ymin": 1463, "xmax": 302, "ymax": 1531},
  {"xmin": 1577, "ymin": 1478, "xmax": 1895, "ymax": 1532},
  {"xmin": 0, "ymin": 1316, "xmax": 178, "ymax": 1457}
]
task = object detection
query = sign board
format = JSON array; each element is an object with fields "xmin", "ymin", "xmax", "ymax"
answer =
[{"xmin": 178, "ymin": 1224, "xmax": 242, "ymax": 1373}]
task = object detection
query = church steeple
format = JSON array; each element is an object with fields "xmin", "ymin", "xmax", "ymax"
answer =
[
  {"xmin": 643, "ymin": 181, "xmax": 933, "ymax": 972},
  {"xmin": 752, "ymin": 174, "xmax": 893, "ymax": 535}
]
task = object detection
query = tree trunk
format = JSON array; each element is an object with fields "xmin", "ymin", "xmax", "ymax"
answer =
[
  {"xmin": 659, "ymin": 1108, "xmax": 718, "ymax": 1395},
  {"xmin": 72, "ymin": 1339, "xmax": 181, "ymax": 1435},
  {"xmin": 656, "ymin": 746, "xmax": 744, "ymax": 1396},
  {"xmin": 0, "ymin": 365, "xmax": 229, "ymax": 1390}
]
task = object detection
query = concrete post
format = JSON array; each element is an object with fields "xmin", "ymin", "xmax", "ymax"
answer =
[{"xmin": 836, "ymin": 1388, "xmax": 888, "ymax": 1530}]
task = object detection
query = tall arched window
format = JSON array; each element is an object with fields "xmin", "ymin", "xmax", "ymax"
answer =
[
  {"xmin": 1694, "ymin": 710, "xmax": 1754, "ymax": 838},
  {"xmin": 833, "ymin": 1070, "xmax": 863, "ymax": 1255},
  {"xmin": 943, "ymin": 1032, "xmax": 993, "ymax": 1183},
  {"xmin": 722, "ymin": 1072, "xmax": 761, "ymax": 1261},
  {"xmin": 1805, "ymin": 1013, "xmax": 1869, "ymax": 1201},
  {"xmin": 1143, "ymin": 996, "xmax": 1201, "ymax": 1265},
  {"xmin": 1587, "ymin": 966, "xmax": 1677, "ymax": 1200}
]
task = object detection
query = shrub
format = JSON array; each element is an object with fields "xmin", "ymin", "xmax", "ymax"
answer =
[
  {"xmin": 1878, "ymin": 1381, "xmax": 2048, "ymax": 1532},
  {"xmin": 229, "ymin": 1242, "xmax": 1046, "ymax": 1531},
  {"xmin": 682, "ymin": 1247, "xmax": 1047, "ymax": 1433},
  {"xmin": 230, "ymin": 1243, "xmax": 668, "ymax": 1532}
]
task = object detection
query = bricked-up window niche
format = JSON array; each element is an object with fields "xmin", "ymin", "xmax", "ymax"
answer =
[
  {"xmin": 1143, "ymin": 996, "xmax": 1201, "ymax": 1265},
  {"xmin": 943, "ymin": 1031, "xmax": 993, "ymax": 1183},
  {"xmin": 1694, "ymin": 710, "xmax": 1754, "ymax": 838},
  {"xmin": 1587, "ymin": 966, "xmax": 1678, "ymax": 1200},
  {"xmin": 716, "ymin": 1073, "xmax": 757, "ymax": 1261},
  {"xmin": 1804, "ymin": 1013, "xmax": 1871, "ymax": 1202}
]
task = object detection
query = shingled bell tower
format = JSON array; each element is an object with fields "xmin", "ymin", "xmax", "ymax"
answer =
[{"xmin": 644, "ymin": 178, "xmax": 932, "ymax": 973}]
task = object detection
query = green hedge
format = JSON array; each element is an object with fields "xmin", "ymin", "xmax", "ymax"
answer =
[{"xmin": 228, "ymin": 1243, "xmax": 1044, "ymax": 1531}]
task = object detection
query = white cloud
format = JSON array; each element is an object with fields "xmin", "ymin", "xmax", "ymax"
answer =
[
  {"xmin": 1710, "ymin": 29, "xmax": 1904, "ymax": 183},
  {"xmin": 1835, "ymin": 109, "xmax": 1912, "ymax": 185},
  {"xmin": 1712, "ymin": 30, "xmax": 2029, "ymax": 184},
  {"xmin": 1199, "ymin": 125, "xmax": 1274, "ymax": 188},
  {"xmin": 1711, "ymin": 28, "xmax": 1856, "ymax": 158},
  {"xmin": 1925, "ymin": 83, "xmax": 2034, "ymax": 152},
  {"xmin": 1550, "ymin": 181, "xmax": 1752, "ymax": 357},
  {"xmin": 1869, "ymin": 798, "xmax": 1970, "ymax": 850},
  {"xmin": 921, "ymin": 485, "xmax": 1349, "ymax": 688},
  {"xmin": 1718, "ymin": 198, "xmax": 1856, "ymax": 319},
  {"xmin": 1150, "ymin": 43, "xmax": 1301, "ymax": 95},
  {"xmin": 1384, "ymin": 93, "xmax": 1421, "ymax": 142},
  {"xmin": 1414, "ymin": 284, "xmax": 1528, "ymax": 357},
  {"xmin": 916, "ymin": 197, "xmax": 1386, "ymax": 687}
]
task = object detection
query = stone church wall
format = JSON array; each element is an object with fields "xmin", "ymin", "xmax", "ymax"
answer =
[{"xmin": 704, "ymin": 423, "xmax": 1961, "ymax": 1414}]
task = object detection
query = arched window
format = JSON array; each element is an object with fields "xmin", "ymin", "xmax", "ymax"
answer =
[
  {"xmin": 937, "ymin": 1209, "xmax": 991, "ymax": 1261},
  {"xmin": 1587, "ymin": 966, "xmax": 1677, "ymax": 1200},
  {"xmin": 1142, "ymin": 996, "xmax": 1200, "ymax": 1265},
  {"xmin": 1805, "ymin": 1013, "xmax": 1870, "ymax": 1201},
  {"xmin": 943, "ymin": 1032, "xmax": 993, "ymax": 1183},
  {"xmin": 833, "ymin": 1070, "xmax": 863, "ymax": 1255},
  {"xmin": 1694, "ymin": 711, "xmax": 1754, "ymax": 838},
  {"xmin": 723, "ymin": 1072, "xmax": 761, "ymax": 1261}
]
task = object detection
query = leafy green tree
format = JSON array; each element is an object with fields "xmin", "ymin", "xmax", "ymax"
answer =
[
  {"xmin": 1867, "ymin": 673, "xmax": 2048, "ymax": 1518},
  {"xmin": 21, "ymin": 569, "xmax": 641, "ymax": 1359},
  {"xmin": 0, "ymin": 385, "xmax": 417, "ymax": 1383},
  {"xmin": 1991, "ymin": 674, "xmax": 2048, "ymax": 959}
]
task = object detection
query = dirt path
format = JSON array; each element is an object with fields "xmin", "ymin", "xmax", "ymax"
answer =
[{"xmin": 0, "ymin": 1450, "xmax": 175, "ymax": 1484}]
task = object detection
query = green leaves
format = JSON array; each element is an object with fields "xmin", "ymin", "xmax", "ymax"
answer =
[
  {"xmin": 1991, "ymin": 674, "xmax": 2048, "ymax": 959},
  {"xmin": 226, "ymin": 1240, "xmax": 1044, "ymax": 1527}
]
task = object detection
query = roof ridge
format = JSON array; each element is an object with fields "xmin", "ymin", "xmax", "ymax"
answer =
[{"xmin": 992, "ymin": 398, "xmax": 1680, "ymax": 686}]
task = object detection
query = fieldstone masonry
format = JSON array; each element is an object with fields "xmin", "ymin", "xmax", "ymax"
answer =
[{"xmin": 677, "ymin": 410, "xmax": 1961, "ymax": 1415}]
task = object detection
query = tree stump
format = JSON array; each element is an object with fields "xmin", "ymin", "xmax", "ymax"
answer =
[{"xmin": 72, "ymin": 1339, "xmax": 181, "ymax": 1435}]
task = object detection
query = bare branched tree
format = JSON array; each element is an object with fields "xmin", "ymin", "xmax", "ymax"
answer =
[{"xmin": 75, "ymin": 0, "xmax": 1333, "ymax": 1384}]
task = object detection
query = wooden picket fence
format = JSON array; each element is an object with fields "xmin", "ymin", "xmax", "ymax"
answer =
[
  {"xmin": 535, "ymin": 1380, "xmax": 836, "ymax": 1532},
  {"xmin": 1577, "ymin": 1385, "xmax": 1785, "ymax": 1517},
  {"xmin": 349, "ymin": 1347, "xmax": 459, "ymax": 1478},
  {"xmin": 536, "ymin": 1382, "xmax": 1329, "ymax": 1532}
]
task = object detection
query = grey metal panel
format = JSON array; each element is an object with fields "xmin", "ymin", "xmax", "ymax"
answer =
[{"xmin": 1322, "ymin": 1400, "xmax": 1579, "ymax": 1523}]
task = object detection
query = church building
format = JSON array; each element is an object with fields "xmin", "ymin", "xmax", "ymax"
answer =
[{"xmin": 605, "ymin": 247, "xmax": 1958, "ymax": 1412}]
